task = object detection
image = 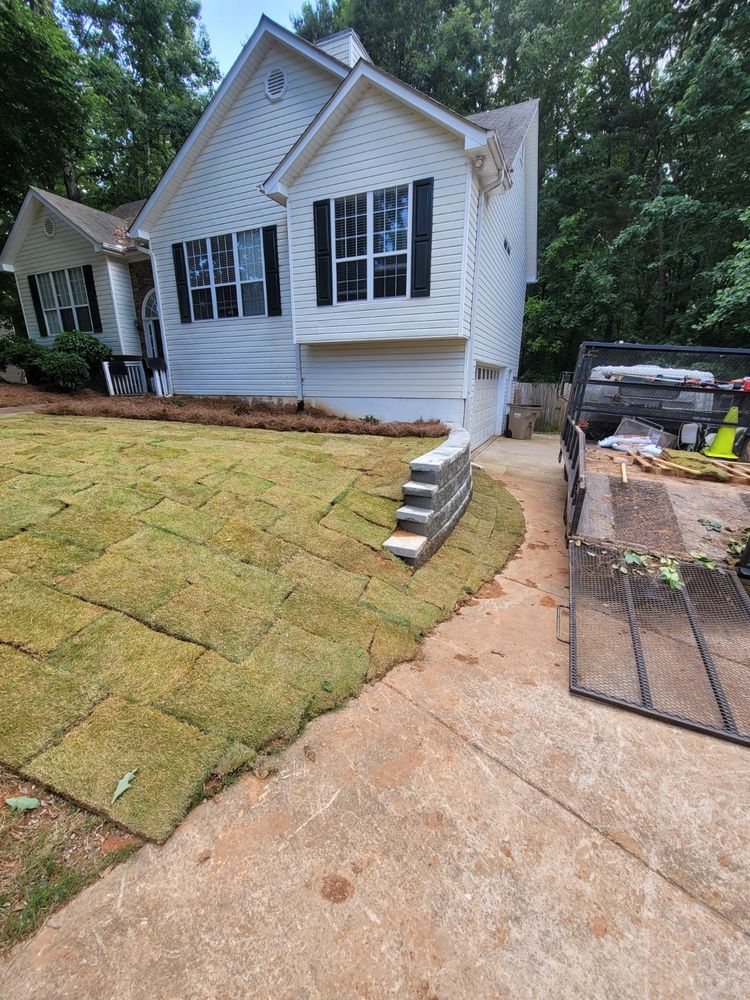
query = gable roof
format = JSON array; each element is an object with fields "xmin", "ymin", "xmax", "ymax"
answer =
[
  {"xmin": 0, "ymin": 188, "xmax": 142, "ymax": 270},
  {"xmin": 262, "ymin": 60, "xmax": 508, "ymax": 203},
  {"xmin": 468, "ymin": 98, "xmax": 539, "ymax": 165},
  {"xmin": 131, "ymin": 16, "xmax": 349, "ymax": 237}
]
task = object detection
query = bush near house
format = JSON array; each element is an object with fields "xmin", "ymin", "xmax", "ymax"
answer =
[{"xmin": 0, "ymin": 332, "xmax": 110, "ymax": 391}]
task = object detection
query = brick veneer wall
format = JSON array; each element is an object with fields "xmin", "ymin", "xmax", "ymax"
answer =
[{"xmin": 127, "ymin": 259, "xmax": 155, "ymax": 358}]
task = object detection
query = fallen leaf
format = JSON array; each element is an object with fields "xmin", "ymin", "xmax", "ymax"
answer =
[
  {"xmin": 5, "ymin": 796, "xmax": 40, "ymax": 812},
  {"xmin": 111, "ymin": 769, "xmax": 138, "ymax": 805}
]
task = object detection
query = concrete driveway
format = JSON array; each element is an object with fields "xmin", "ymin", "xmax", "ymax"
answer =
[{"xmin": 2, "ymin": 435, "xmax": 748, "ymax": 999}]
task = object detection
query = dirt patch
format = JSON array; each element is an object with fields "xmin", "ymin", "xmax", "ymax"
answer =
[
  {"xmin": 43, "ymin": 393, "xmax": 447, "ymax": 438},
  {"xmin": 477, "ymin": 580, "xmax": 505, "ymax": 598},
  {"xmin": 539, "ymin": 595, "xmax": 556, "ymax": 608},
  {"xmin": 0, "ymin": 769, "xmax": 141, "ymax": 954},
  {"xmin": 320, "ymin": 874, "xmax": 355, "ymax": 903}
]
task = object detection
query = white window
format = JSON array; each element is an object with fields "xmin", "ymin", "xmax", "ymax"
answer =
[
  {"xmin": 333, "ymin": 185, "xmax": 410, "ymax": 303},
  {"xmin": 334, "ymin": 193, "xmax": 367, "ymax": 302},
  {"xmin": 183, "ymin": 229, "xmax": 266, "ymax": 321},
  {"xmin": 373, "ymin": 185, "xmax": 408, "ymax": 298},
  {"xmin": 35, "ymin": 266, "xmax": 93, "ymax": 336}
]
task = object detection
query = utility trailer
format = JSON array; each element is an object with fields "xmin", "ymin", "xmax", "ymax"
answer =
[{"xmin": 558, "ymin": 342, "xmax": 750, "ymax": 747}]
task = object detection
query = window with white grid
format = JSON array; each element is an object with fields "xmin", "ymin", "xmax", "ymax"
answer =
[
  {"xmin": 373, "ymin": 185, "xmax": 408, "ymax": 299},
  {"xmin": 237, "ymin": 229, "xmax": 265, "ymax": 316},
  {"xmin": 34, "ymin": 266, "xmax": 93, "ymax": 336},
  {"xmin": 183, "ymin": 229, "xmax": 266, "ymax": 321},
  {"xmin": 334, "ymin": 193, "xmax": 367, "ymax": 302},
  {"xmin": 331, "ymin": 185, "xmax": 410, "ymax": 302}
]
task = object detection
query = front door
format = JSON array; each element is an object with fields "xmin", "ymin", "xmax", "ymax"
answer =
[{"xmin": 142, "ymin": 289, "xmax": 163, "ymax": 359}]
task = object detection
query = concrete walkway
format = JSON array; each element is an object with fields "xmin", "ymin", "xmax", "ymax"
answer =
[
  {"xmin": 3, "ymin": 436, "xmax": 748, "ymax": 999},
  {"xmin": 0, "ymin": 404, "xmax": 48, "ymax": 417}
]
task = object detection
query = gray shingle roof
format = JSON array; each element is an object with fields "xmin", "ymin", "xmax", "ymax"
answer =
[
  {"xmin": 469, "ymin": 98, "xmax": 539, "ymax": 165},
  {"xmin": 30, "ymin": 188, "xmax": 142, "ymax": 250}
]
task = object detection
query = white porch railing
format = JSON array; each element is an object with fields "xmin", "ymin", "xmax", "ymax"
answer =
[
  {"xmin": 102, "ymin": 360, "xmax": 147, "ymax": 396},
  {"xmin": 102, "ymin": 360, "xmax": 172, "ymax": 397}
]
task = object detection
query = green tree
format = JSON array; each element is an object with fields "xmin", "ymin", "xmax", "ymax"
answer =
[{"xmin": 59, "ymin": 0, "xmax": 220, "ymax": 205}]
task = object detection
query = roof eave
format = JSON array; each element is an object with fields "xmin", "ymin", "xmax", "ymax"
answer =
[
  {"xmin": 263, "ymin": 61, "xmax": 493, "ymax": 198},
  {"xmin": 130, "ymin": 16, "xmax": 349, "ymax": 235}
]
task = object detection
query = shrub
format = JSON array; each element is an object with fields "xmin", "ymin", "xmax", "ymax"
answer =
[
  {"xmin": 52, "ymin": 330, "xmax": 111, "ymax": 368},
  {"xmin": 0, "ymin": 335, "xmax": 47, "ymax": 383},
  {"xmin": 39, "ymin": 350, "xmax": 90, "ymax": 390}
]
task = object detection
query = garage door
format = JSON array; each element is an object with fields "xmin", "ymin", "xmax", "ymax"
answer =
[{"xmin": 470, "ymin": 364, "xmax": 502, "ymax": 446}]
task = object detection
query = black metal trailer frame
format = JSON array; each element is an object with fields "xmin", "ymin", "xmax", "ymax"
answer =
[{"xmin": 558, "ymin": 341, "xmax": 750, "ymax": 748}]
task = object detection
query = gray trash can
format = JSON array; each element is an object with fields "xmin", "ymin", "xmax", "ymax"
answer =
[{"xmin": 507, "ymin": 404, "xmax": 541, "ymax": 439}]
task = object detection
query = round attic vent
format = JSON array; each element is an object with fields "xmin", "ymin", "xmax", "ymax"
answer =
[
  {"xmin": 265, "ymin": 67, "xmax": 287, "ymax": 102},
  {"xmin": 42, "ymin": 216, "xmax": 56, "ymax": 239}
]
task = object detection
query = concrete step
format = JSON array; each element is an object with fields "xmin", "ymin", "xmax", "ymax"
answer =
[
  {"xmin": 382, "ymin": 529, "xmax": 428, "ymax": 561},
  {"xmin": 395, "ymin": 503, "xmax": 433, "ymax": 526},
  {"xmin": 402, "ymin": 480, "xmax": 438, "ymax": 498}
]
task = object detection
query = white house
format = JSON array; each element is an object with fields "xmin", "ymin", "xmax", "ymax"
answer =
[{"xmin": 0, "ymin": 16, "xmax": 539, "ymax": 447}]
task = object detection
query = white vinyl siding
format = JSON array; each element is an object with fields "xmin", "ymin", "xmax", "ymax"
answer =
[
  {"xmin": 288, "ymin": 87, "xmax": 469, "ymax": 344},
  {"xmin": 107, "ymin": 257, "xmax": 141, "ymax": 354},
  {"xmin": 148, "ymin": 43, "xmax": 340, "ymax": 396},
  {"xmin": 300, "ymin": 339, "xmax": 465, "ymax": 397},
  {"xmin": 472, "ymin": 143, "xmax": 527, "ymax": 370},
  {"xmin": 13, "ymin": 201, "xmax": 122, "ymax": 353}
]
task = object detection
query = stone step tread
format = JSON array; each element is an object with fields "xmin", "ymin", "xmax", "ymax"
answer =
[
  {"xmin": 402, "ymin": 480, "xmax": 438, "ymax": 497},
  {"xmin": 396, "ymin": 504, "xmax": 433, "ymax": 525},
  {"xmin": 382, "ymin": 530, "xmax": 428, "ymax": 559}
]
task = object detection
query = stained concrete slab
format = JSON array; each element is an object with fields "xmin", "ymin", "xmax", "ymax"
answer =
[{"xmin": 2, "ymin": 434, "xmax": 749, "ymax": 999}]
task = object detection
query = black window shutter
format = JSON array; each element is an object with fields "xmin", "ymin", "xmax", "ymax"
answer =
[
  {"xmin": 262, "ymin": 225, "xmax": 282, "ymax": 316},
  {"xmin": 27, "ymin": 275, "xmax": 48, "ymax": 337},
  {"xmin": 172, "ymin": 243, "xmax": 192, "ymax": 323},
  {"xmin": 313, "ymin": 199, "xmax": 333, "ymax": 306},
  {"xmin": 82, "ymin": 264, "xmax": 103, "ymax": 332},
  {"xmin": 410, "ymin": 177, "xmax": 434, "ymax": 298}
]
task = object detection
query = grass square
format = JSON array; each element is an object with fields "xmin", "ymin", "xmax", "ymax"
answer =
[
  {"xmin": 337, "ymin": 489, "xmax": 398, "ymax": 528},
  {"xmin": 0, "ymin": 577, "xmax": 104, "ymax": 654},
  {"xmin": 211, "ymin": 517, "xmax": 296, "ymax": 570},
  {"xmin": 147, "ymin": 584, "xmax": 273, "ymax": 662},
  {"xmin": 140, "ymin": 498, "xmax": 226, "ymax": 542},
  {"xmin": 41, "ymin": 505, "xmax": 140, "ymax": 552},
  {"xmin": 58, "ymin": 552, "xmax": 186, "ymax": 618},
  {"xmin": 279, "ymin": 550, "xmax": 368, "ymax": 603},
  {"xmin": 25, "ymin": 697, "xmax": 226, "ymax": 842},
  {"xmin": 359, "ymin": 577, "xmax": 444, "ymax": 632},
  {"xmin": 408, "ymin": 564, "xmax": 467, "ymax": 611},
  {"xmin": 134, "ymin": 475, "xmax": 217, "ymax": 507},
  {"xmin": 199, "ymin": 492, "xmax": 280, "ymax": 528},
  {"xmin": 279, "ymin": 588, "xmax": 381, "ymax": 653},
  {"xmin": 49, "ymin": 612, "xmax": 203, "ymax": 703},
  {"xmin": 368, "ymin": 620, "xmax": 418, "ymax": 680},
  {"xmin": 0, "ymin": 532, "xmax": 96, "ymax": 584},
  {"xmin": 158, "ymin": 650, "xmax": 309, "ymax": 749},
  {"xmin": 0, "ymin": 646, "xmax": 100, "ymax": 766},
  {"xmin": 0, "ymin": 493, "xmax": 64, "ymax": 540},
  {"xmin": 320, "ymin": 506, "xmax": 392, "ymax": 549},
  {"xmin": 245, "ymin": 622, "xmax": 369, "ymax": 716},
  {"xmin": 62, "ymin": 483, "xmax": 161, "ymax": 515}
]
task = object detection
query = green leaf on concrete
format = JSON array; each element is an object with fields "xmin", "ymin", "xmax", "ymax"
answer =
[{"xmin": 111, "ymin": 769, "xmax": 138, "ymax": 805}]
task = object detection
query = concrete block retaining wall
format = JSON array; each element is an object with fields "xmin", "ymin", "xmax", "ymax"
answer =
[{"xmin": 383, "ymin": 426, "xmax": 472, "ymax": 568}]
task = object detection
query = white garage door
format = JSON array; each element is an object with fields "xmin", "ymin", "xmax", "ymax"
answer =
[{"xmin": 470, "ymin": 364, "xmax": 502, "ymax": 446}]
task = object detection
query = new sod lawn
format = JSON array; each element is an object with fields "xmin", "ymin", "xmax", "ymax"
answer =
[{"xmin": 0, "ymin": 415, "xmax": 524, "ymax": 841}]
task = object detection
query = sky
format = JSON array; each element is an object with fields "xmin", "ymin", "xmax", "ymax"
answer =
[{"xmin": 199, "ymin": 1, "xmax": 295, "ymax": 75}]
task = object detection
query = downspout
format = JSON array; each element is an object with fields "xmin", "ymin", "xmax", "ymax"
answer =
[
  {"xmin": 462, "ymin": 186, "xmax": 485, "ymax": 429},
  {"xmin": 284, "ymin": 197, "xmax": 304, "ymax": 410}
]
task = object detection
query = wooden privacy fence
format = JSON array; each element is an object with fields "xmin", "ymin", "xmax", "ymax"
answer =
[{"xmin": 513, "ymin": 381, "xmax": 569, "ymax": 432}]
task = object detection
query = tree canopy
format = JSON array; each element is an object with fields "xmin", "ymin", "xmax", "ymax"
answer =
[{"xmin": 294, "ymin": 0, "xmax": 750, "ymax": 375}]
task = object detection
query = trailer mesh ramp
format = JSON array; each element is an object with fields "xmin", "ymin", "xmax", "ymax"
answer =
[{"xmin": 569, "ymin": 544, "xmax": 750, "ymax": 746}]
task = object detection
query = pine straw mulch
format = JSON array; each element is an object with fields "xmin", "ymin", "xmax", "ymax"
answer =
[
  {"xmin": 0, "ymin": 382, "xmax": 60, "ymax": 408},
  {"xmin": 42, "ymin": 392, "xmax": 448, "ymax": 437}
]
